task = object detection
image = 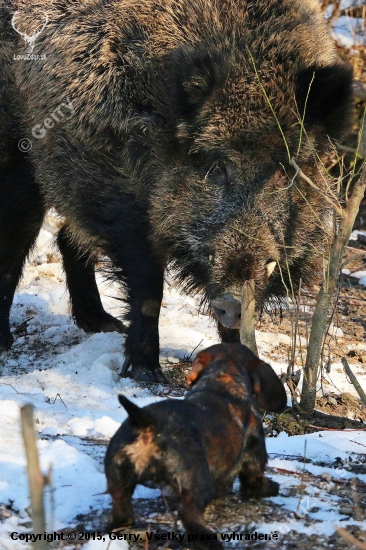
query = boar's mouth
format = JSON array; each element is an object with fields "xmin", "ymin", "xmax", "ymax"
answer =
[
  {"xmin": 211, "ymin": 261, "xmax": 277, "ymax": 329},
  {"xmin": 211, "ymin": 293, "xmax": 242, "ymax": 329}
]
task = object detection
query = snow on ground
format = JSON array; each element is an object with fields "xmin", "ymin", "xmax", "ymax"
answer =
[
  {"xmin": 333, "ymin": 15, "xmax": 365, "ymax": 47},
  {"xmin": 0, "ymin": 216, "xmax": 366, "ymax": 548},
  {"xmin": 347, "ymin": 231, "xmax": 366, "ymax": 288},
  {"xmin": 328, "ymin": 0, "xmax": 366, "ymax": 47},
  {"xmin": 325, "ymin": 0, "xmax": 365, "ymax": 48}
]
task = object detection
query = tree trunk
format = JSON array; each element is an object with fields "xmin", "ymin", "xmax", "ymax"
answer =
[{"xmin": 299, "ymin": 169, "xmax": 366, "ymax": 415}]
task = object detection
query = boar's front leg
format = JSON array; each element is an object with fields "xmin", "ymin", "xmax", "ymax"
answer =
[
  {"xmin": 101, "ymin": 200, "xmax": 166, "ymax": 383},
  {"xmin": 122, "ymin": 252, "xmax": 166, "ymax": 383}
]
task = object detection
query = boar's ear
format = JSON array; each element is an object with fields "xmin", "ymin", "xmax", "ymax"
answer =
[
  {"xmin": 295, "ymin": 63, "xmax": 353, "ymax": 140},
  {"xmin": 172, "ymin": 46, "xmax": 219, "ymax": 120},
  {"xmin": 245, "ymin": 359, "xmax": 287, "ymax": 412}
]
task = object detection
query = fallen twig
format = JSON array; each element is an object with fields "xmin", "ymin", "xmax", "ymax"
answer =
[
  {"xmin": 337, "ymin": 144, "xmax": 363, "ymax": 157},
  {"xmin": 145, "ymin": 524, "xmax": 150, "ymax": 549},
  {"xmin": 307, "ymin": 424, "xmax": 366, "ymax": 431},
  {"xmin": 345, "ymin": 246, "xmax": 366, "ymax": 254},
  {"xmin": 13, "ymin": 317, "xmax": 34, "ymax": 335},
  {"xmin": 337, "ymin": 528, "xmax": 366, "ymax": 549},
  {"xmin": 0, "ymin": 383, "xmax": 19, "ymax": 393},
  {"xmin": 52, "ymin": 393, "xmax": 66, "ymax": 407},
  {"xmin": 341, "ymin": 357, "xmax": 366, "ymax": 406}
]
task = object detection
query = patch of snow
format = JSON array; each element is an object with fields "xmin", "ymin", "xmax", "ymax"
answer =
[
  {"xmin": 1, "ymin": 216, "xmax": 366, "ymax": 543},
  {"xmin": 350, "ymin": 270, "xmax": 366, "ymax": 279},
  {"xmin": 328, "ymin": 324, "xmax": 344, "ymax": 338},
  {"xmin": 350, "ymin": 230, "xmax": 366, "ymax": 241},
  {"xmin": 333, "ymin": 15, "xmax": 365, "ymax": 47},
  {"xmin": 268, "ymin": 429, "xmax": 366, "ymax": 466}
]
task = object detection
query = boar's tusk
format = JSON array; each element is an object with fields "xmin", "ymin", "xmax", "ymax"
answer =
[{"xmin": 266, "ymin": 261, "xmax": 277, "ymax": 277}]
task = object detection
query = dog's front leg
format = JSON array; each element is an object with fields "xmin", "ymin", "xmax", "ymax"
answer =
[
  {"xmin": 174, "ymin": 470, "xmax": 223, "ymax": 550},
  {"xmin": 239, "ymin": 416, "xmax": 279, "ymax": 499},
  {"xmin": 106, "ymin": 482, "xmax": 136, "ymax": 532},
  {"xmin": 177, "ymin": 493, "xmax": 223, "ymax": 550}
]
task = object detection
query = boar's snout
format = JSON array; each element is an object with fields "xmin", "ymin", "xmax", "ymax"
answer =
[{"xmin": 211, "ymin": 293, "xmax": 241, "ymax": 329}]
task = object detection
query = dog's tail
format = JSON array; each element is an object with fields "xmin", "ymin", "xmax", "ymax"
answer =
[{"xmin": 118, "ymin": 395, "xmax": 155, "ymax": 428}]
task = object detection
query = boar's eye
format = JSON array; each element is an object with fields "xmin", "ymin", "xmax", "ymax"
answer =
[
  {"xmin": 213, "ymin": 165, "xmax": 228, "ymax": 186},
  {"xmin": 207, "ymin": 161, "xmax": 234, "ymax": 187}
]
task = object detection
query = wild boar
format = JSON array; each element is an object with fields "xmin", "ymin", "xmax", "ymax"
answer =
[{"xmin": 0, "ymin": 0, "xmax": 353, "ymax": 381}]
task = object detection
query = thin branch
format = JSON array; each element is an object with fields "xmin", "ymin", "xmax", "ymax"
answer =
[
  {"xmin": 246, "ymin": 46, "xmax": 291, "ymax": 161},
  {"xmin": 290, "ymin": 158, "xmax": 343, "ymax": 216},
  {"xmin": 337, "ymin": 144, "xmax": 360, "ymax": 155}
]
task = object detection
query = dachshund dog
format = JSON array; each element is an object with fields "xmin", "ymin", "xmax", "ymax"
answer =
[{"xmin": 104, "ymin": 344, "xmax": 287, "ymax": 548}]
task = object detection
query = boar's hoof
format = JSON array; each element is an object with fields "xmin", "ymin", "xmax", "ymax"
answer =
[
  {"xmin": 0, "ymin": 332, "xmax": 13, "ymax": 354},
  {"xmin": 76, "ymin": 313, "xmax": 127, "ymax": 335},
  {"xmin": 152, "ymin": 367, "xmax": 170, "ymax": 384},
  {"xmin": 98, "ymin": 315, "xmax": 127, "ymax": 334},
  {"xmin": 211, "ymin": 297, "xmax": 241, "ymax": 329},
  {"xmin": 129, "ymin": 364, "xmax": 169, "ymax": 384}
]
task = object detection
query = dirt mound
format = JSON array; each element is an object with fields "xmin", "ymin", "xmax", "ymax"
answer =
[{"xmin": 316, "ymin": 392, "xmax": 366, "ymax": 423}]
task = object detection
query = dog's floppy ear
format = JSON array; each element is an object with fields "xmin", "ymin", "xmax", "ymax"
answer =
[
  {"xmin": 245, "ymin": 359, "xmax": 287, "ymax": 412},
  {"xmin": 187, "ymin": 350, "xmax": 213, "ymax": 385}
]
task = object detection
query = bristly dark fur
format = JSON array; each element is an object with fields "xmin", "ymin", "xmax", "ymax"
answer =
[
  {"xmin": 0, "ymin": 0, "xmax": 353, "ymax": 380},
  {"xmin": 104, "ymin": 344, "xmax": 286, "ymax": 548}
]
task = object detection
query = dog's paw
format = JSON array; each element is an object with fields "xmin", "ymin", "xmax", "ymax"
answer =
[
  {"xmin": 262, "ymin": 477, "xmax": 279, "ymax": 497},
  {"xmin": 240, "ymin": 476, "xmax": 279, "ymax": 500}
]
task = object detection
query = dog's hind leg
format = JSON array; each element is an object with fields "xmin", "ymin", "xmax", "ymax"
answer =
[{"xmin": 239, "ymin": 414, "xmax": 279, "ymax": 499}]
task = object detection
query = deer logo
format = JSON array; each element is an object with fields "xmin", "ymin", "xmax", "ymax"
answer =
[{"xmin": 11, "ymin": 12, "xmax": 49, "ymax": 54}]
